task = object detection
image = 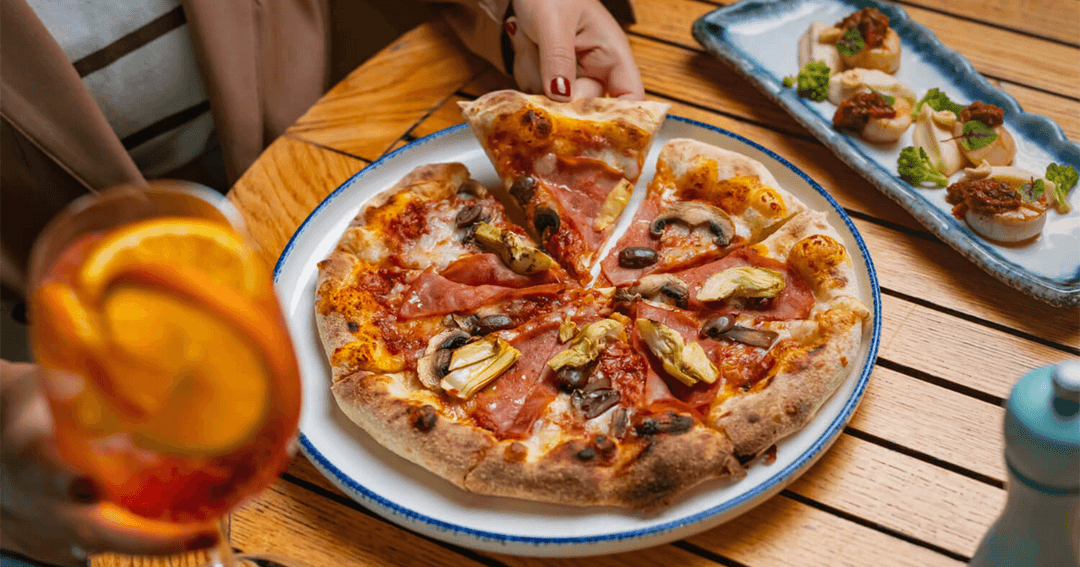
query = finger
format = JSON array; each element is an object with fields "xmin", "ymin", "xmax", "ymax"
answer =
[
  {"xmin": 532, "ymin": 7, "xmax": 580, "ymax": 101},
  {"xmin": 508, "ymin": 17, "xmax": 543, "ymax": 94},
  {"xmin": 573, "ymin": 76, "xmax": 604, "ymax": 99},
  {"xmin": 604, "ymin": 57, "xmax": 645, "ymax": 100}
]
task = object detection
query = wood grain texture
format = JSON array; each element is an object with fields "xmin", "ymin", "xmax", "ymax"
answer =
[
  {"xmin": 894, "ymin": 0, "xmax": 1079, "ymax": 46},
  {"xmin": 785, "ymin": 433, "xmax": 1004, "ymax": 557},
  {"xmin": 878, "ymin": 293, "xmax": 1074, "ymax": 400},
  {"xmin": 287, "ymin": 22, "xmax": 486, "ymax": 161},
  {"xmin": 228, "ymin": 135, "xmax": 367, "ymax": 265},
  {"xmin": 229, "ymin": 480, "xmax": 492, "ymax": 567},
  {"xmin": 851, "ymin": 365, "xmax": 1007, "ymax": 483}
]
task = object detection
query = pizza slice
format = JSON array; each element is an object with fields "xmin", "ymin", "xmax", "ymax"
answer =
[
  {"xmin": 614, "ymin": 210, "xmax": 870, "ymax": 461},
  {"xmin": 600, "ymin": 138, "xmax": 809, "ymax": 287},
  {"xmin": 460, "ymin": 90, "xmax": 669, "ymax": 283}
]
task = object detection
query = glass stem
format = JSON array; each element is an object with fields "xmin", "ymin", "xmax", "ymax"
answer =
[{"xmin": 205, "ymin": 518, "xmax": 237, "ymax": 567}]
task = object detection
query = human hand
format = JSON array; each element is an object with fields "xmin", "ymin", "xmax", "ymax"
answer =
[
  {"xmin": 507, "ymin": 0, "xmax": 644, "ymax": 101},
  {"xmin": 0, "ymin": 360, "xmax": 219, "ymax": 566}
]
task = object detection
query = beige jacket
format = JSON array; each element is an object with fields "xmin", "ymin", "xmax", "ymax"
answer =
[{"xmin": 0, "ymin": 0, "xmax": 632, "ymax": 296}]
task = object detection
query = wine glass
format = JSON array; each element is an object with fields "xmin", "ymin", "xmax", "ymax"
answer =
[{"xmin": 26, "ymin": 181, "xmax": 305, "ymax": 566}]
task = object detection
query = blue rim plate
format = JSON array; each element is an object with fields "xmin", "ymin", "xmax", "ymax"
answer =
[
  {"xmin": 273, "ymin": 118, "xmax": 882, "ymax": 556},
  {"xmin": 693, "ymin": 0, "xmax": 1080, "ymax": 307}
]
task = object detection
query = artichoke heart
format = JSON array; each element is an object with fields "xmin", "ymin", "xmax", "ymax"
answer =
[
  {"xmin": 440, "ymin": 337, "xmax": 520, "ymax": 399},
  {"xmin": 594, "ymin": 179, "xmax": 633, "ymax": 231},
  {"xmin": 547, "ymin": 319, "xmax": 626, "ymax": 371},
  {"xmin": 558, "ymin": 317, "xmax": 578, "ymax": 343},
  {"xmin": 636, "ymin": 319, "xmax": 718, "ymax": 386},
  {"xmin": 698, "ymin": 266, "xmax": 786, "ymax": 302},
  {"xmin": 471, "ymin": 222, "xmax": 553, "ymax": 275}
]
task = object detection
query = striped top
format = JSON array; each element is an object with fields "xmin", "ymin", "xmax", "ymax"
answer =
[{"xmin": 26, "ymin": 0, "xmax": 213, "ymax": 177}]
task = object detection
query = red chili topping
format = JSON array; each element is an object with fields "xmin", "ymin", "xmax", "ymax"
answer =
[
  {"xmin": 945, "ymin": 178, "xmax": 1019, "ymax": 218},
  {"xmin": 833, "ymin": 92, "xmax": 896, "ymax": 132},
  {"xmin": 959, "ymin": 101, "xmax": 1004, "ymax": 128},
  {"xmin": 835, "ymin": 7, "xmax": 890, "ymax": 49}
]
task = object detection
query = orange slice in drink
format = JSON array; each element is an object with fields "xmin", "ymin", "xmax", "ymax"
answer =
[
  {"xmin": 70, "ymin": 218, "xmax": 294, "ymax": 456},
  {"xmin": 77, "ymin": 217, "xmax": 267, "ymax": 302}
]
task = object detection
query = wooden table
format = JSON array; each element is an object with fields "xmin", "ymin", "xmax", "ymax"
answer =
[{"xmin": 96, "ymin": 0, "xmax": 1078, "ymax": 565}]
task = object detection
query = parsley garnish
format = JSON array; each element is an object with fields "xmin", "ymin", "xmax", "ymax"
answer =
[
  {"xmin": 943, "ymin": 121, "xmax": 999, "ymax": 151},
  {"xmin": 836, "ymin": 28, "xmax": 865, "ymax": 56},
  {"xmin": 1019, "ymin": 178, "xmax": 1045, "ymax": 202},
  {"xmin": 870, "ymin": 88, "xmax": 895, "ymax": 106}
]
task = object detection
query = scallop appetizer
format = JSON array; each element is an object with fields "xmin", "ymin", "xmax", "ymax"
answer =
[
  {"xmin": 832, "ymin": 90, "xmax": 912, "ymax": 144},
  {"xmin": 798, "ymin": 21, "xmax": 842, "ymax": 74},
  {"xmin": 827, "ymin": 68, "xmax": 916, "ymax": 106},
  {"xmin": 911, "ymin": 104, "xmax": 966, "ymax": 176},
  {"xmin": 952, "ymin": 101, "xmax": 1016, "ymax": 167},
  {"xmin": 945, "ymin": 163, "xmax": 1053, "ymax": 243}
]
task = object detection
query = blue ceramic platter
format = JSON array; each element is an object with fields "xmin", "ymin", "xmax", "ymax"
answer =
[{"xmin": 693, "ymin": 0, "xmax": 1080, "ymax": 307}]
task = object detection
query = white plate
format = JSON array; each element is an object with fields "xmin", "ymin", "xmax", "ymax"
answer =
[{"xmin": 273, "ymin": 117, "xmax": 882, "ymax": 557}]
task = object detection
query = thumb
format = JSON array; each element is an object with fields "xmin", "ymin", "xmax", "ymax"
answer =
[{"xmin": 533, "ymin": 10, "xmax": 579, "ymax": 101}]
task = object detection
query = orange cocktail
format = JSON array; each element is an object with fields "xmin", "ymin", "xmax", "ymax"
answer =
[{"xmin": 27, "ymin": 183, "xmax": 301, "ymax": 528}]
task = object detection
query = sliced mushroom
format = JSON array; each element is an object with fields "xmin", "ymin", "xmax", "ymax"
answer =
[
  {"xmin": 715, "ymin": 325, "xmax": 777, "ymax": 349},
  {"xmin": 469, "ymin": 222, "xmax": 553, "ymax": 274},
  {"xmin": 556, "ymin": 366, "xmax": 590, "ymax": 390},
  {"xmin": 455, "ymin": 204, "xmax": 489, "ymax": 228},
  {"xmin": 416, "ymin": 329, "xmax": 470, "ymax": 390},
  {"xmin": 649, "ymin": 202, "xmax": 735, "ymax": 247},
  {"xmin": 628, "ymin": 274, "xmax": 689, "ymax": 309},
  {"xmin": 533, "ymin": 207, "xmax": 560, "ymax": 240},
  {"xmin": 509, "ymin": 175, "xmax": 537, "ymax": 206},
  {"xmin": 441, "ymin": 336, "xmax": 521, "ymax": 399},
  {"xmin": 580, "ymin": 389, "xmax": 621, "ymax": 419},
  {"xmin": 456, "ymin": 178, "xmax": 485, "ymax": 197},
  {"xmin": 636, "ymin": 319, "xmax": 719, "ymax": 386},
  {"xmin": 697, "ymin": 267, "xmax": 786, "ymax": 302},
  {"xmin": 700, "ymin": 316, "xmax": 735, "ymax": 339}
]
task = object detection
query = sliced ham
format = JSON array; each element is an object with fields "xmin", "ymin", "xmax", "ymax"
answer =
[
  {"xmin": 398, "ymin": 269, "xmax": 563, "ymax": 318},
  {"xmin": 439, "ymin": 253, "xmax": 562, "ymax": 288},
  {"xmin": 675, "ymin": 247, "xmax": 814, "ymax": 321}
]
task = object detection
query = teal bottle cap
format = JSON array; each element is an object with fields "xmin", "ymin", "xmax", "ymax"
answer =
[{"xmin": 1003, "ymin": 361, "xmax": 1080, "ymax": 492}]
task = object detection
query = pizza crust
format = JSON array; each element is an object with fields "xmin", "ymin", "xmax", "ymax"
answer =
[{"xmin": 464, "ymin": 426, "xmax": 744, "ymax": 511}]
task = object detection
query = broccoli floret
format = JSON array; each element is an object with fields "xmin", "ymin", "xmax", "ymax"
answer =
[
  {"xmin": 785, "ymin": 61, "xmax": 830, "ymax": 102},
  {"xmin": 1045, "ymin": 163, "xmax": 1078, "ymax": 213},
  {"xmin": 911, "ymin": 88, "xmax": 967, "ymax": 120},
  {"xmin": 897, "ymin": 146, "xmax": 948, "ymax": 188}
]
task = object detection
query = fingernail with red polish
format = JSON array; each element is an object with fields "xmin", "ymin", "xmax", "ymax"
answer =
[
  {"xmin": 505, "ymin": 21, "xmax": 516, "ymax": 36},
  {"xmin": 183, "ymin": 532, "xmax": 220, "ymax": 552},
  {"xmin": 69, "ymin": 476, "xmax": 101, "ymax": 504},
  {"xmin": 550, "ymin": 76, "xmax": 570, "ymax": 97}
]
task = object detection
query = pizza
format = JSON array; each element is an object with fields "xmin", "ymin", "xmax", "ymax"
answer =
[
  {"xmin": 459, "ymin": 90, "xmax": 669, "ymax": 283},
  {"xmin": 315, "ymin": 91, "xmax": 871, "ymax": 511}
]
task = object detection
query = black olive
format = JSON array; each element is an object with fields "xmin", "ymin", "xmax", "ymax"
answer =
[
  {"xmin": 473, "ymin": 314, "xmax": 514, "ymax": 335},
  {"xmin": 701, "ymin": 316, "xmax": 735, "ymax": 339},
  {"xmin": 347, "ymin": 321, "xmax": 360, "ymax": 333},
  {"xmin": 576, "ymin": 447, "xmax": 596, "ymax": 461},
  {"xmin": 660, "ymin": 282, "xmax": 689, "ymax": 309},
  {"xmin": 407, "ymin": 405, "xmax": 438, "ymax": 432},
  {"xmin": 509, "ymin": 176, "xmax": 536, "ymax": 206},
  {"xmin": 457, "ymin": 178, "xmax": 483, "ymax": 196},
  {"xmin": 618, "ymin": 246, "xmax": 659, "ymax": 268},
  {"xmin": 533, "ymin": 207, "xmax": 560, "ymax": 240},
  {"xmin": 721, "ymin": 326, "xmax": 778, "ymax": 349},
  {"xmin": 455, "ymin": 204, "xmax": 486, "ymax": 228},
  {"xmin": 581, "ymin": 389, "xmax": 621, "ymax": 419},
  {"xmin": 557, "ymin": 366, "xmax": 590, "ymax": 390},
  {"xmin": 634, "ymin": 411, "xmax": 693, "ymax": 436}
]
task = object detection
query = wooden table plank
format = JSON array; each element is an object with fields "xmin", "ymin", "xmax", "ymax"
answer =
[
  {"xmin": 785, "ymin": 433, "xmax": 1004, "ymax": 557},
  {"xmin": 851, "ymin": 365, "xmax": 1007, "ymax": 484},
  {"xmin": 878, "ymin": 293, "xmax": 1074, "ymax": 401},
  {"xmin": 894, "ymin": 0, "xmax": 1080, "ymax": 46},
  {"xmin": 286, "ymin": 22, "xmax": 486, "ymax": 161},
  {"xmin": 228, "ymin": 135, "xmax": 367, "ymax": 264},
  {"xmin": 230, "ymin": 481, "xmax": 494, "ymax": 567}
]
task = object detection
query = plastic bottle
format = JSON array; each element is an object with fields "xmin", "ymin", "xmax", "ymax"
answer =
[{"xmin": 969, "ymin": 360, "xmax": 1080, "ymax": 567}]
